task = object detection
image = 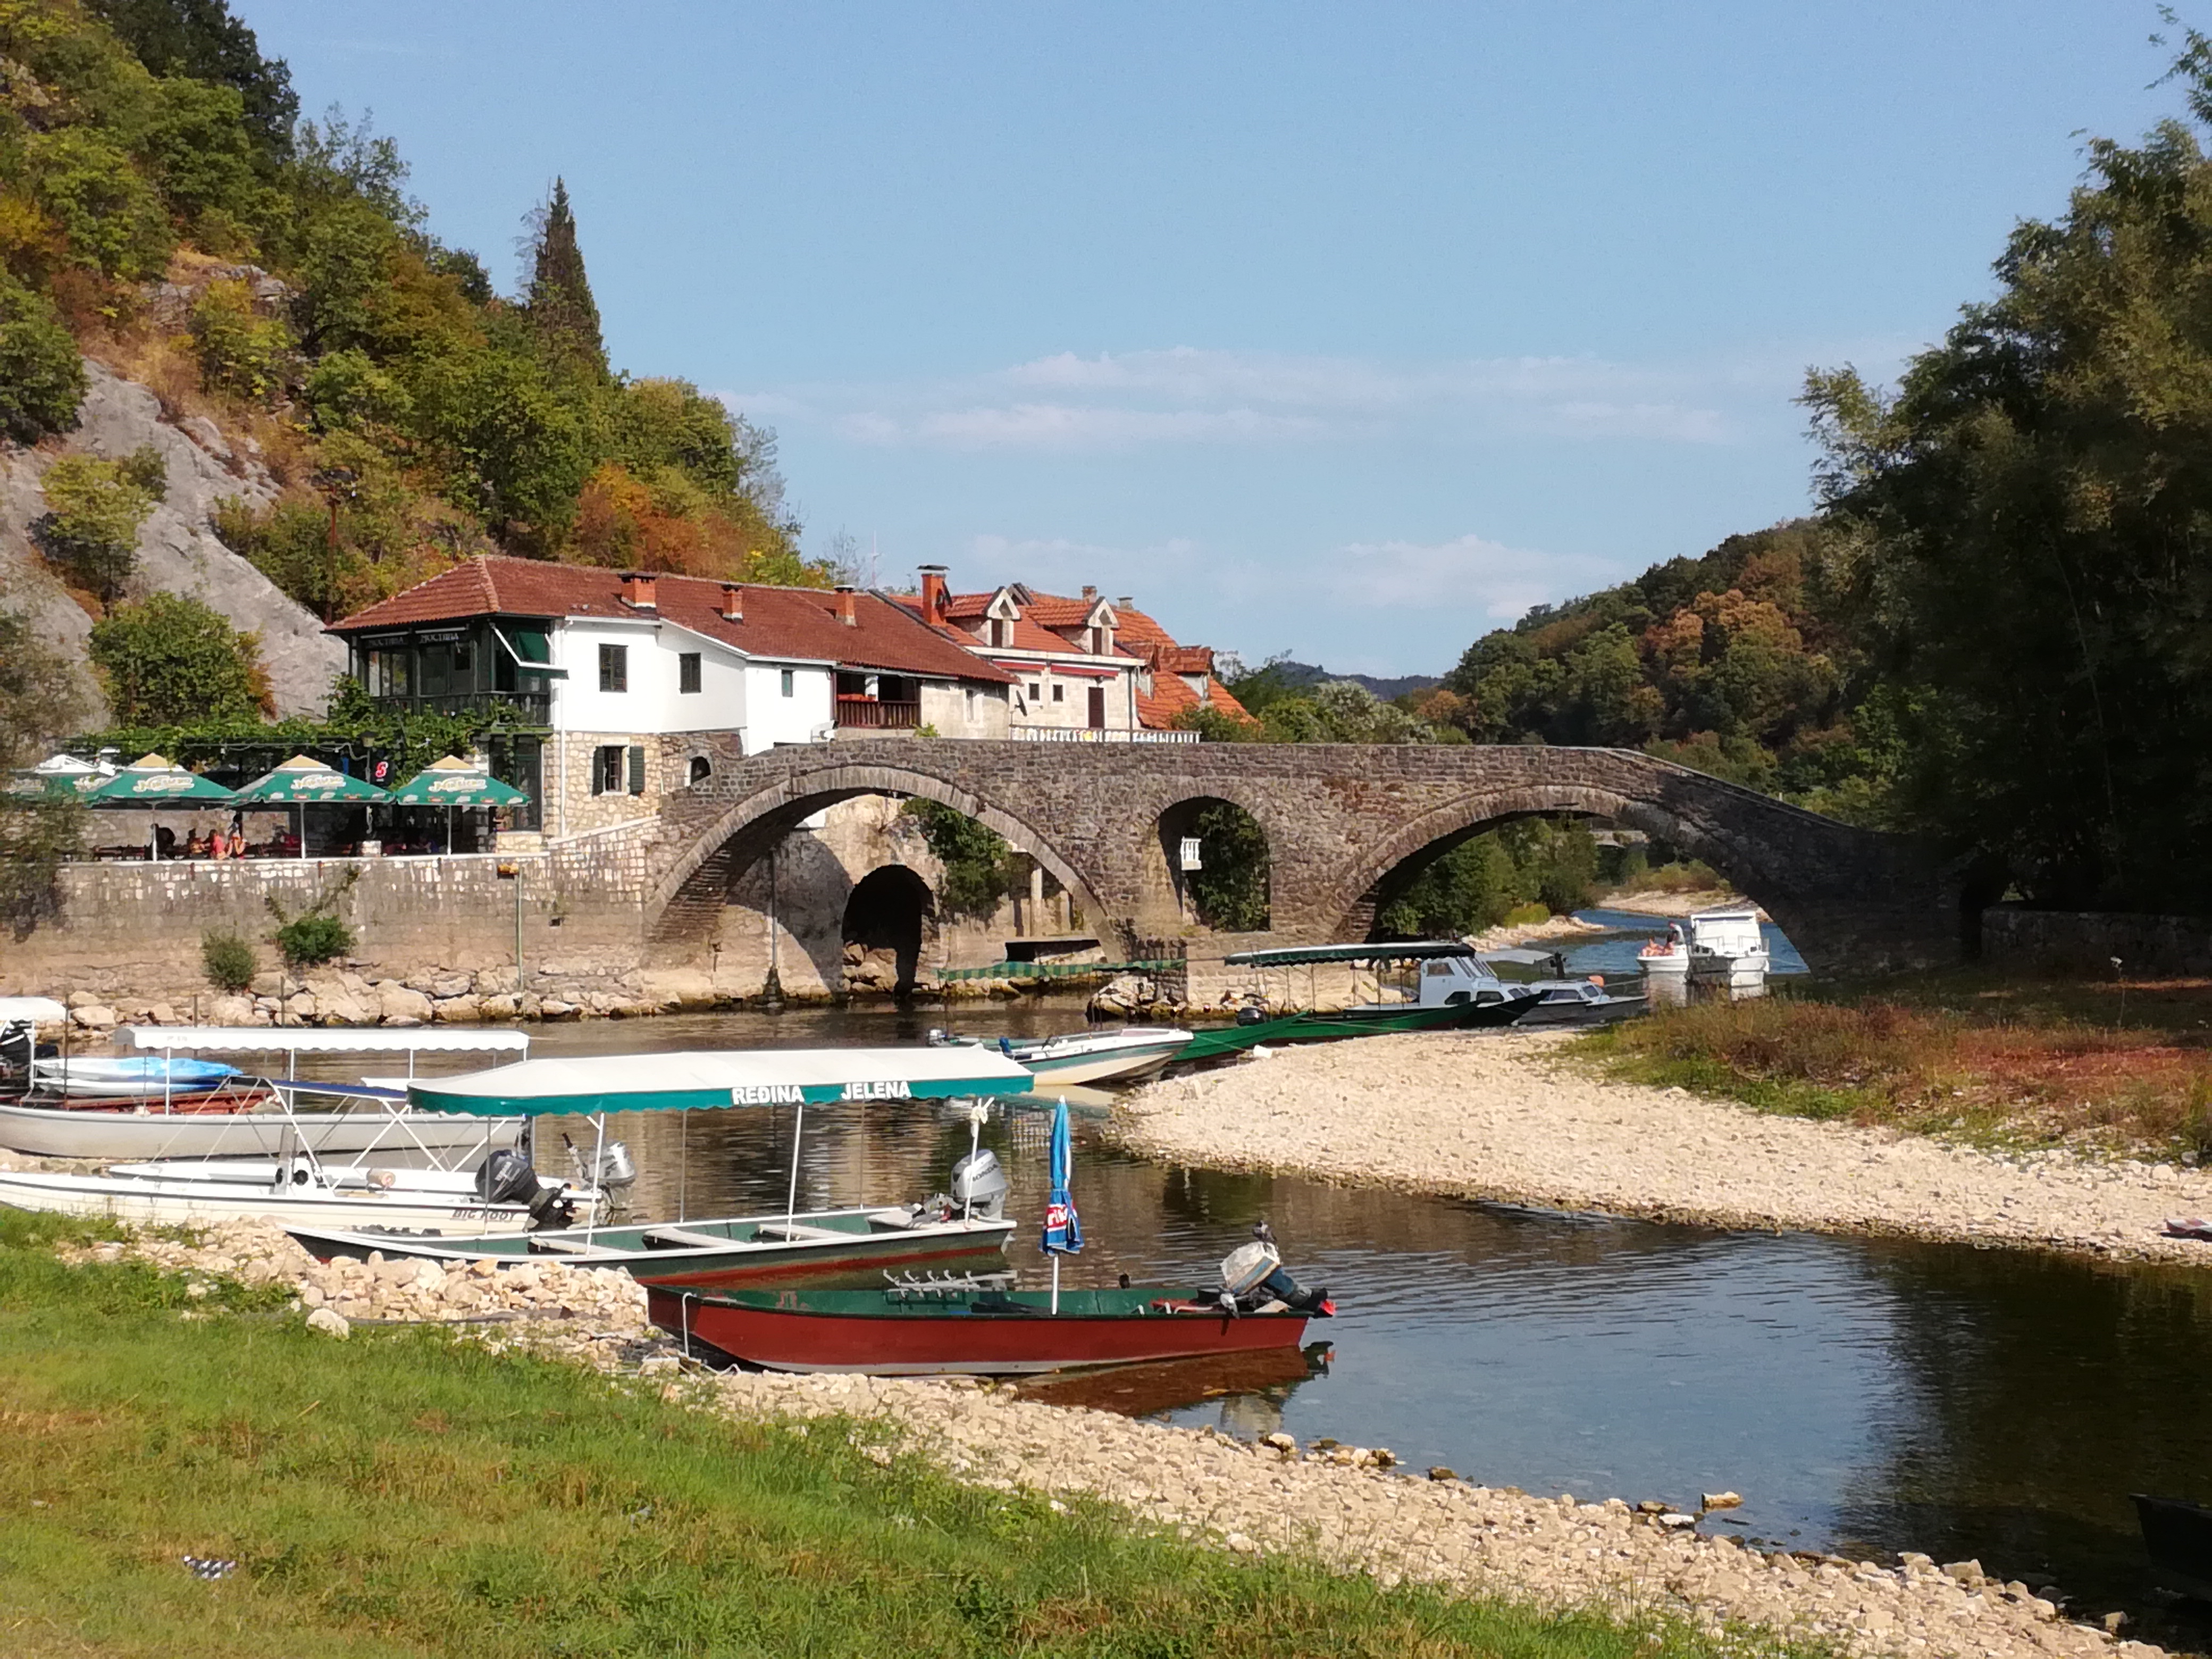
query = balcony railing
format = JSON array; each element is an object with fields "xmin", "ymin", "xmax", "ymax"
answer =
[
  {"xmin": 833, "ymin": 699, "xmax": 921, "ymax": 730},
  {"xmin": 1010, "ymin": 726, "xmax": 1200, "ymax": 743},
  {"xmin": 364, "ymin": 690, "xmax": 552, "ymax": 725}
]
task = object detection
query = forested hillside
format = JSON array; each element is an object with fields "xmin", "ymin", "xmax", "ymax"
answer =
[{"xmin": 0, "ymin": 0, "xmax": 826, "ymax": 634}]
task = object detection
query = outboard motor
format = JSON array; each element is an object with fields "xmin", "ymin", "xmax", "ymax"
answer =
[
  {"xmin": 474, "ymin": 1147, "xmax": 571, "ymax": 1229},
  {"xmin": 561, "ymin": 1133, "xmax": 637, "ymax": 1189},
  {"xmin": 948, "ymin": 1149, "xmax": 1009, "ymax": 1221},
  {"xmin": 1218, "ymin": 1222, "xmax": 1331, "ymax": 1315}
]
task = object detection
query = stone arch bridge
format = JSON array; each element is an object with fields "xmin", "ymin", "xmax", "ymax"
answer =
[{"xmin": 642, "ymin": 738, "xmax": 1960, "ymax": 971}]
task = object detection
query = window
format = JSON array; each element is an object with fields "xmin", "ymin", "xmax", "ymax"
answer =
[
  {"xmin": 688, "ymin": 755, "xmax": 712, "ymax": 785},
  {"xmin": 1051, "ymin": 683, "xmax": 1065, "ymax": 703},
  {"xmin": 1027, "ymin": 681, "xmax": 1041, "ymax": 700},
  {"xmin": 780, "ymin": 668, "xmax": 794, "ymax": 698},
  {"xmin": 989, "ymin": 618, "xmax": 1010, "ymax": 648},
  {"xmin": 593, "ymin": 744, "xmax": 625, "ymax": 794},
  {"xmin": 598, "ymin": 643, "xmax": 628, "ymax": 693},
  {"xmin": 1087, "ymin": 685, "xmax": 1106, "ymax": 730},
  {"xmin": 678, "ymin": 652, "xmax": 701, "ymax": 694}
]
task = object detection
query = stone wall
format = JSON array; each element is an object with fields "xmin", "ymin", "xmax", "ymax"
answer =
[{"xmin": 1980, "ymin": 906, "xmax": 2212, "ymax": 977}]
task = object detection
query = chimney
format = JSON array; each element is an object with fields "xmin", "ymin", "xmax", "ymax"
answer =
[
  {"xmin": 1080, "ymin": 584, "xmax": 1099, "ymax": 601},
  {"xmin": 835, "ymin": 584, "xmax": 858, "ymax": 626},
  {"xmin": 720, "ymin": 583, "xmax": 743, "ymax": 622},
  {"xmin": 621, "ymin": 572, "xmax": 657, "ymax": 610},
  {"xmin": 917, "ymin": 564, "xmax": 948, "ymax": 624},
  {"xmin": 1116, "ymin": 595, "xmax": 1132, "ymax": 611}
]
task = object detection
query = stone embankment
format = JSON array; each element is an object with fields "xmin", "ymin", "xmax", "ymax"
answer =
[
  {"xmin": 65, "ymin": 1221, "xmax": 2168, "ymax": 1659},
  {"xmin": 1116, "ymin": 1030, "xmax": 2212, "ymax": 1266},
  {"xmin": 47, "ymin": 966, "xmax": 675, "ymax": 1033}
]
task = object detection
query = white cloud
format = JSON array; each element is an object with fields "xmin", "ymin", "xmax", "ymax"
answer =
[{"xmin": 744, "ymin": 343, "xmax": 1799, "ymax": 454}]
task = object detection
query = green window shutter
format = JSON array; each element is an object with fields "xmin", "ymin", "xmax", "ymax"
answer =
[{"xmin": 627, "ymin": 744, "xmax": 646, "ymax": 796}]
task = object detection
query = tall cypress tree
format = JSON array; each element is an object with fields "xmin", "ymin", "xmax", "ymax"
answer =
[{"xmin": 526, "ymin": 178, "xmax": 608, "ymax": 384}]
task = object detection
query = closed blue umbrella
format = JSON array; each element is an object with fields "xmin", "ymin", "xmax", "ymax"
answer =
[{"xmin": 1042, "ymin": 1097, "xmax": 1082, "ymax": 1313}]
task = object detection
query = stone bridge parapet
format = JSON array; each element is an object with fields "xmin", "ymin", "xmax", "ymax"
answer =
[{"xmin": 643, "ymin": 739, "xmax": 1960, "ymax": 971}]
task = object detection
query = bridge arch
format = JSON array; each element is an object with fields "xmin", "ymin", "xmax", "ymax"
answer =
[
  {"xmin": 1316, "ymin": 782, "xmax": 1801, "ymax": 946},
  {"xmin": 647, "ymin": 759, "xmax": 1109, "ymax": 950}
]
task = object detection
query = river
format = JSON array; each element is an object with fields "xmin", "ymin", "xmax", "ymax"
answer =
[{"xmin": 324, "ymin": 910, "xmax": 2208, "ymax": 1636}]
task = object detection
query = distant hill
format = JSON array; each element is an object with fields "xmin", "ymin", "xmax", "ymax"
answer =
[{"xmin": 1269, "ymin": 661, "xmax": 1440, "ymax": 703}]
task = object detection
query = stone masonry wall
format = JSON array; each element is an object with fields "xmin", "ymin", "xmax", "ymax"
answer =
[{"xmin": 1980, "ymin": 906, "xmax": 2212, "ymax": 977}]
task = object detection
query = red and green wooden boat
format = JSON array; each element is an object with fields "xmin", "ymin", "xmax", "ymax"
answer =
[{"xmin": 649, "ymin": 1279, "xmax": 1334, "ymax": 1375}]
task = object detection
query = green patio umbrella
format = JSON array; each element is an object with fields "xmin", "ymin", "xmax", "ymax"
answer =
[
  {"xmin": 230, "ymin": 753, "xmax": 390, "ymax": 860},
  {"xmin": 85, "ymin": 755, "xmax": 238, "ymax": 861},
  {"xmin": 386, "ymin": 756, "xmax": 529, "ymax": 853},
  {"xmin": 6, "ymin": 753, "xmax": 113, "ymax": 803}
]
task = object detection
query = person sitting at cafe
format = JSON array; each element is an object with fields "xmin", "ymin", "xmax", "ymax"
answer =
[
  {"xmin": 153, "ymin": 824, "xmax": 177, "ymax": 859},
  {"xmin": 207, "ymin": 825, "xmax": 228, "ymax": 858},
  {"xmin": 186, "ymin": 828, "xmax": 209, "ymax": 858}
]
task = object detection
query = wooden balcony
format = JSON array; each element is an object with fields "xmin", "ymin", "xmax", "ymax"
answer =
[{"xmin": 833, "ymin": 698, "xmax": 921, "ymax": 730}]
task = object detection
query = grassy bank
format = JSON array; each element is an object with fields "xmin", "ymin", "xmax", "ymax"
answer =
[
  {"xmin": 1576, "ymin": 972, "xmax": 2212, "ymax": 1155},
  {"xmin": 0, "ymin": 1213, "xmax": 1814, "ymax": 1659}
]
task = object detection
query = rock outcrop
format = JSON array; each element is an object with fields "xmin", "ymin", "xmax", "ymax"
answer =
[{"xmin": 0, "ymin": 358, "xmax": 345, "ymax": 730}]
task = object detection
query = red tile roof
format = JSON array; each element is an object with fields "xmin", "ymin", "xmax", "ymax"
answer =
[
  {"xmin": 329, "ymin": 558, "xmax": 1012, "ymax": 684},
  {"xmin": 1136, "ymin": 671, "xmax": 1253, "ymax": 731}
]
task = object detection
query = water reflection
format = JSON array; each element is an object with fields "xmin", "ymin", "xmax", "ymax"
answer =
[{"xmin": 280, "ymin": 1005, "xmax": 2212, "ymax": 1624}]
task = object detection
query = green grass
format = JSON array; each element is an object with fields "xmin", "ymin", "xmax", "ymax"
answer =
[{"xmin": 0, "ymin": 1211, "xmax": 1823, "ymax": 1658}]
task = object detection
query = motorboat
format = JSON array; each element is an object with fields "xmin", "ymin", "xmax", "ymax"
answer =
[
  {"xmin": 0, "ymin": 996, "xmax": 64, "ymax": 1088},
  {"xmin": 1514, "ymin": 978, "xmax": 1648, "ymax": 1027},
  {"xmin": 287, "ymin": 1149, "xmax": 1019, "ymax": 1287},
  {"xmin": 0, "ymin": 1156, "xmax": 568, "ymax": 1235},
  {"xmin": 651, "ymin": 1233, "xmax": 1333, "ymax": 1376},
  {"xmin": 29, "ymin": 1055, "xmax": 242, "ymax": 1098},
  {"xmin": 1685, "ymin": 905, "xmax": 1771, "ymax": 996},
  {"xmin": 1179, "ymin": 943, "xmax": 1540, "ymax": 1063},
  {"xmin": 931, "ymin": 1026, "xmax": 1195, "ymax": 1087},
  {"xmin": 0, "ymin": 1026, "xmax": 535, "ymax": 1165}
]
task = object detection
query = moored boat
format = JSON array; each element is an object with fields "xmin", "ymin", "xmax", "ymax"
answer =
[
  {"xmin": 0, "ymin": 1163, "xmax": 551, "ymax": 1234},
  {"xmin": 651, "ymin": 1279, "xmax": 1329, "ymax": 1376},
  {"xmin": 932, "ymin": 1025, "xmax": 1195, "ymax": 1087},
  {"xmin": 1177, "ymin": 943, "xmax": 1541, "ymax": 1064},
  {"xmin": 29, "ymin": 1055, "xmax": 242, "ymax": 1097}
]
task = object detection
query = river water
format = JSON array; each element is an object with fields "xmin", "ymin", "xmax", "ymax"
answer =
[{"xmin": 360, "ymin": 916, "xmax": 2207, "ymax": 1631}]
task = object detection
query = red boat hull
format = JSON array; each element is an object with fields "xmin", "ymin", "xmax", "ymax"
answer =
[{"xmin": 649, "ymin": 1285, "xmax": 1314, "ymax": 1375}]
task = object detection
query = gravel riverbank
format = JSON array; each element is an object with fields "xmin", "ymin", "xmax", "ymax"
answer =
[
  {"xmin": 57, "ymin": 1220, "xmax": 2169, "ymax": 1659},
  {"xmin": 1116, "ymin": 1030, "xmax": 2212, "ymax": 1266}
]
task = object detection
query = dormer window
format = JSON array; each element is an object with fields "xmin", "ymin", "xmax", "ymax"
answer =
[{"xmin": 990, "ymin": 618, "xmax": 1011, "ymax": 648}]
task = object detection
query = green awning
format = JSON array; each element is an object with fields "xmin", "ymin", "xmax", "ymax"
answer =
[
  {"xmin": 86, "ymin": 755, "xmax": 238, "ymax": 807},
  {"xmin": 493, "ymin": 625, "xmax": 568, "ymax": 678},
  {"xmin": 934, "ymin": 958, "xmax": 1183, "ymax": 982},
  {"xmin": 406, "ymin": 1048, "xmax": 1035, "ymax": 1118},
  {"xmin": 230, "ymin": 755, "xmax": 390, "ymax": 805},
  {"xmin": 387, "ymin": 756, "xmax": 530, "ymax": 808},
  {"xmin": 1223, "ymin": 941, "xmax": 1480, "ymax": 968}
]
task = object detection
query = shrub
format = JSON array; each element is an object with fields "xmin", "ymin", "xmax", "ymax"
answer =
[
  {"xmin": 88, "ymin": 592, "xmax": 267, "ymax": 725},
  {"xmin": 200, "ymin": 929, "xmax": 256, "ymax": 992},
  {"xmin": 0, "ymin": 273, "xmax": 87, "ymax": 441},
  {"xmin": 901, "ymin": 799, "xmax": 1020, "ymax": 919},
  {"xmin": 32, "ymin": 449, "xmax": 166, "ymax": 600},
  {"xmin": 273, "ymin": 912, "xmax": 351, "ymax": 968},
  {"xmin": 189, "ymin": 278, "xmax": 295, "ymax": 400}
]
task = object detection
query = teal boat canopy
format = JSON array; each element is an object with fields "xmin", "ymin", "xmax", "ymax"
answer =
[
  {"xmin": 406, "ymin": 1046, "xmax": 1035, "ymax": 1118},
  {"xmin": 1224, "ymin": 940, "xmax": 1480, "ymax": 968}
]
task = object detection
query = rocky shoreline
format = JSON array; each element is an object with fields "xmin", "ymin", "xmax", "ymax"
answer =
[
  {"xmin": 1113, "ymin": 1030, "xmax": 2212, "ymax": 1266},
  {"xmin": 50, "ymin": 1220, "xmax": 2168, "ymax": 1659}
]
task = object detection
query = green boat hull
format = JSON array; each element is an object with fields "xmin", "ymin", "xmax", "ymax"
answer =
[{"xmin": 1177, "ymin": 998, "xmax": 1519, "ymax": 1063}]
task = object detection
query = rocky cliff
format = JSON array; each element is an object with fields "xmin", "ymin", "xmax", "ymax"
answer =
[{"xmin": 0, "ymin": 358, "xmax": 345, "ymax": 735}]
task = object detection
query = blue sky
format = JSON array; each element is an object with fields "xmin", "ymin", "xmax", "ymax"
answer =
[{"xmin": 244, "ymin": 2, "xmax": 2180, "ymax": 675}]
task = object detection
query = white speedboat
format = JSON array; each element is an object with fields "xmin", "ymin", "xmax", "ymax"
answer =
[
  {"xmin": 1514, "ymin": 978, "xmax": 1649, "ymax": 1027},
  {"xmin": 0, "ymin": 1085, "xmax": 524, "ymax": 1163},
  {"xmin": 29, "ymin": 1055, "xmax": 243, "ymax": 1097},
  {"xmin": 0, "ymin": 1163, "xmax": 549, "ymax": 1235},
  {"xmin": 933, "ymin": 1026, "xmax": 1195, "ymax": 1087},
  {"xmin": 1686, "ymin": 906, "xmax": 1771, "ymax": 997}
]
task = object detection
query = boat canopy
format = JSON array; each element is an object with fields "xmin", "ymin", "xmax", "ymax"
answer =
[
  {"xmin": 1479, "ymin": 948, "xmax": 1560, "ymax": 967},
  {"xmin": 1224, "ymin": 940, "xmax": 1480, "ymax": 968},
  {"xmin": 0, "ymin": 996, "xmax": 67, "ymax": 1024},
  {"xmin": 113, "ymin": 1026, "xmax": 532, "ymax": 1056},
  {"xmin": 405, "ymin": 1046, "xmax": 1036, "ymax": 1118}
]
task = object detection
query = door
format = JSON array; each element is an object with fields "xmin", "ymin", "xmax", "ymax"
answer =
[{"xmin": 1087, "ymin": 685, "xmax": 1106, "ymax": 730}]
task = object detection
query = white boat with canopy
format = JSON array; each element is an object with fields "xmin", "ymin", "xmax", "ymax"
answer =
[{"xmin": 0, "ymin": 1026, "xmax": 531, "ymax": 1163}]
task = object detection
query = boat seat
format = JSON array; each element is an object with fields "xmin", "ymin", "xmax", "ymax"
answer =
[
  {"xmin": 641, "ymin": 1226, "xmax": 734, "ymax": 1251},
  {"xmin": 865, "ymin": 1208, "xmax": 919, "ymax": 1229},
  {"xmin": 751, "ymin": 1221, "xmax": 847, "ymax": 1241},
  {"xmin": 526, "ymin": 1236, "xmax": 627, "ymax": 1258}
]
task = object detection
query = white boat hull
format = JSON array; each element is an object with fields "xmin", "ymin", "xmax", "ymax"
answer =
[
  {"xmin": 1017, "ymin": 1029, "xmax": 1194, "ymax": 1087},
  {"xmin": 0, "ymin": 1102, "xmax": 522, "ymax": 1163},
  {"xmin": 0, "ymin": 1167, "xmax": 537, "ymax": 1234}
]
